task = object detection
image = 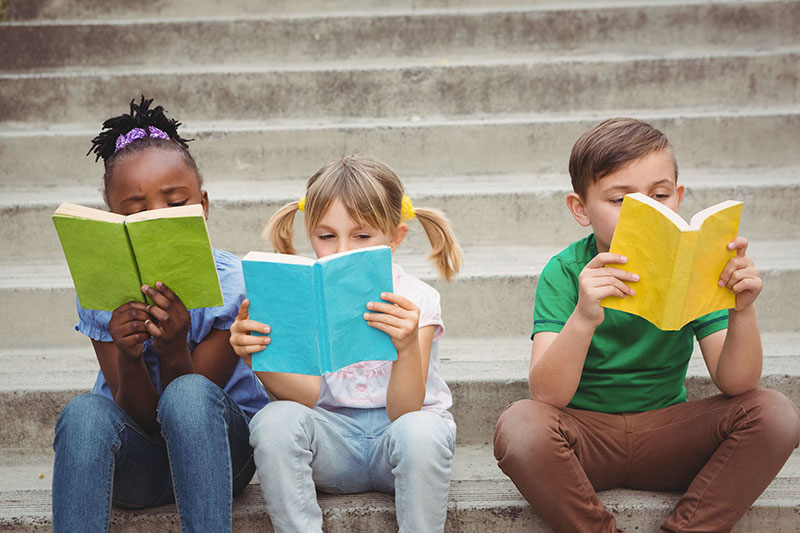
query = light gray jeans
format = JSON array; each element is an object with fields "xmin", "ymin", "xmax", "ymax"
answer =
[{"xmin": 250, "ymin": 400, "xmax": 455, "ymax": 533}]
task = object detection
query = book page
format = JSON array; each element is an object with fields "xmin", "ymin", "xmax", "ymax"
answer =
[
  {"xmin": 53, "ymin": 202, "xmax": 125, "ymax": 224},
  {"xmin": 242, "ymin": 251, "xmax": 315, "ymax": 266},
  {"xmin": 125, "ymin": 214, "xmax": 222, "ymax": 309},
  {"xmin": 53, "ymin": 215, "xmax": 143, "ymax": 310},
  {"xmin": 243, "ymin": 259, "xmax": 320, "ymax": 375},
  {"xmin": 124, "ymin": 203, "xmax": 205, "ymax": 222},
  {"xmin": 320, "ymin": 246, "xmax": 396, "ymax": 374}
]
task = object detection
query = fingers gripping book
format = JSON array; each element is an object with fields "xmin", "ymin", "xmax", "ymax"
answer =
[
  {"xmin": 601, "ymin": 193, "xmax": 743, "ymax": 330},
  {"xmin": 52, "ymin": 202, "xmax": 223, "ymax": 311},
  {"xmin": 242, "ymin": 245, "xmax": 397, "ymax": 376}
]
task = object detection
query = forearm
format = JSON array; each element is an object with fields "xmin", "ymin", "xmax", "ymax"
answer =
[
  {"xmin": 114, "ymin": 353, "xmax": 160, "ymax": 433},
  {"xmin": 256, "ymin": 372, "xmax": 321, "ymax": 408},
  {"xmin": 714, "ymin": 307, "xmax": 762, "ymax": 395},
  {"xmin": 529, "ymin": 314, "xmax": 596, "ymax": 408},
  {"xmin": 158, "ymin": 345, "xmax": 195, "ymax": 389},
  {"xmin": 386, "ymin": 344, "xmax": 426, "ymax": 421}
]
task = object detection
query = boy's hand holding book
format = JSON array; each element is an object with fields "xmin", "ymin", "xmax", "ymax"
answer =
[
  {"xmin": 719, "ymin": 237, "xmax": 762, "ymax": 312},
  {"xmin": 577, "ymin": 253, "xmax": 638, "ymax": 328}
]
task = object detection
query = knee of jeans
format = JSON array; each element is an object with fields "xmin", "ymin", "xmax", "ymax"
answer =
[
  {"xmin": 157, "ymin": 374, "xmax": 221, "ymax": 427},
  {"xmin": 389, "ymin": 411, "xmax": 454, "ymax": 462},
  {"xmin": 249, "ymin": 400, "xmax": 314, "ymax": 452},
  {"xmin": 740, "ymin": 389, "xmax": 800, "ymax": 450},
  {"xmin": 494, "ymin": 399, "xmax": 560, "ymax": 465},
  {"xmin": 54, "ymin": 393, "xmax": 120, "ymax": 452}
]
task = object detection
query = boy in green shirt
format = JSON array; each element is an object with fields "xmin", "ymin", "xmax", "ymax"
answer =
[{"xmin": 493, "ymin": 118, "xmax": 800, "ymax": 532}]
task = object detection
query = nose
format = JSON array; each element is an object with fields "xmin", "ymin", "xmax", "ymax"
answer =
[{"xmin": 336, "ymin": 242, "xmax": 354, "ymax": 255}]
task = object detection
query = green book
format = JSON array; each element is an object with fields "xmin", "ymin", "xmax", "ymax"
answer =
[{"xmin": 52, "ymin": 202, "xmax": 223, "ymax": 311}]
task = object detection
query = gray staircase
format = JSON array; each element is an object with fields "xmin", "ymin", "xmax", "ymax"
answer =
[{"xmin": 1, "ymin": 0, "xmax": 799, "ymax": 530}]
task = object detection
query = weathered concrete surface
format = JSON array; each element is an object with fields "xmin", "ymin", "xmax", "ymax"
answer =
[{"xmin": 3, "ymin": 3, "xmax": 799, "ymax": 71}]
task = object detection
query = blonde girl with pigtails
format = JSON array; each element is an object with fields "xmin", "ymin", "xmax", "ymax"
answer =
[{"xmin": 230, "ymin": 154, "xmax": 462, "ymax": 533}]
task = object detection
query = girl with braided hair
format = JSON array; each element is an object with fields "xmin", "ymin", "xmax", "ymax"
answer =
[
  {"xmin": 229, "ymin": 154, "xmax": 463, "ymax": 532},
  {"xmin": 52, "ymin": 96, "xmax": 269, "ymax": 532}
]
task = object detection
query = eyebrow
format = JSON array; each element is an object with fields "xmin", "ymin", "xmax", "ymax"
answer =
[
  {"xmin": 603, "ymin": 179, "xmax": 673, "ymax": 194},
  {"xmin": 160, "ymin": 185, "xmax": 190, "ymax": 193}
]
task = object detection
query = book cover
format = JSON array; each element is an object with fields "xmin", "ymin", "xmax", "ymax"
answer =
[
  {"xmin": 52, "ymin": 202, "xmax": 223, "ymax": 311},
  {"xmin": 242, "ymin": 245, "xmax": 397, "ymax": 375},
  {"xmin": 601, "ymin": 192, "xmax": 743, "ymax": 330}
]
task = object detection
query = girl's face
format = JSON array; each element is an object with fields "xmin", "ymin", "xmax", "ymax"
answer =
[
  {"xmin": 310, "ymin": 198, "xmax": 407, "ymax": 259},
  {"xmin": 106, "ymin": 148, "xmax": 208, "ymax": 217}
]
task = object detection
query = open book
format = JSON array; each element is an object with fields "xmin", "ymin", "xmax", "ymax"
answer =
[
  {"xmin": 242, "ymin": 245, "xmax": 396, "ymax": 375},
  {"xmin": 52, "ymin": 202, "xmax": 223, "ymax": 311},
  {"xmin": 601, "ymin": 192, "xmax": 743, "ymax": 330}
]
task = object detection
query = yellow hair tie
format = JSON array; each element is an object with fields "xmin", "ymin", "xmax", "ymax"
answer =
[
  {"xmin": 401, "ymin": 195, "xmax": 416, "ymax": 221},
  {"xmin": 297, "ymin": 196, "xmax": 306, "ymax": 212}
]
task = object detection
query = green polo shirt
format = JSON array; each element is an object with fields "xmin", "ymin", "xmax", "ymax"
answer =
[{"xmin": 532, "ymin": 234, "xmax": 729, "ymax": 413}]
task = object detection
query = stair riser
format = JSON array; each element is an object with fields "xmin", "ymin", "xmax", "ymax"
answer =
[
  {"xmin": 2, "ymin": 265, "xmax": 796, "ymax": 349},
  {"xmin": 4, "ymin": 3, "xmax": 799, "ymax": 71},
  {"xmin": 2, "ymin": 373, "xmax": 798, "ymax": 460},
  {"xmin": 3, "ymin": 114, "xmax": 799, "ymax": 186},
  {"xmin": 2, "ymin": 54, "xmax": 798, "ymax": 124},
  {"xmin": 4, "ymin": 181, "xmax": 797, "ymax": 260}
]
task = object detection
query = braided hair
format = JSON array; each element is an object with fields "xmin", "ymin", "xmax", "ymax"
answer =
[{"xmin": 87, "ymin": 96, "xmax": 201, "ymax": 203}]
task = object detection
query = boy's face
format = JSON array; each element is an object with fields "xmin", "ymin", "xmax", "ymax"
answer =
[{"xmin": 566, "ymin": 149, "xmax": 684, "ymax": 253}]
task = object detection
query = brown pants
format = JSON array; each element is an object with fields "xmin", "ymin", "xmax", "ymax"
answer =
[{"xmin": 493, "ymin": 389, "xmax": 800, "ymax": 533}]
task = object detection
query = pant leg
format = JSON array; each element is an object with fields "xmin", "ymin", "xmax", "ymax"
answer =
[
  {"xmin": 493, "ymin": 399, "xmax": 628, "ymax": 533},
  {"xmin": 619, "ymin": 389, "xmax": 800, "ymax": 533},
  {"xmin": 249, "ymin": 401, "xmax": 370, "ymax": 533},
  {"xmin": 369, "ymin": 410, "xmax": 455, "ymax": 533},
  {"xmin": 52, "ymin": 393, "xmax": 173, "ymax": 533},
  {"xmin": 157, "ymin": 374, "xmax": 256, "ymax": 533}
]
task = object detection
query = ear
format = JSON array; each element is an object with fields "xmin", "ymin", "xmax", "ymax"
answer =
[
  {"xmin": 389, "ymin": 223, "xmax": 408, "ymax": 252},
  {"xmin": 566, "ymin": 192, "xmax": 591, "ymax": 227},
  {"xmin": 674, "ymin": 184, "xmax": 685, "ymax": 211},
  {"xmin": 201, "ymin": 190, "xmax": 210, "ymax": 220}
]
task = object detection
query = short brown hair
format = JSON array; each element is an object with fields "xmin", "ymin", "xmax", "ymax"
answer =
[{"xmin": 569, "ymin": 118, "xmax": 678, "ymax": 199}]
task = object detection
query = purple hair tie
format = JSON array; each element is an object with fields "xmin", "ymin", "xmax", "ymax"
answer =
[{"xmin": 115, "ymin": 126, "xmax": 170, "ymax": 153}]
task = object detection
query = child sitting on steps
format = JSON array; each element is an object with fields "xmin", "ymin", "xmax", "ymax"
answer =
[
  {"xmin": 493, "ymin": 117, "xmax": 800, "ymax": 533},
  {"xmin": 52, "ymin": 96, "xmax": 269, "ymax": 532},
  {"xmin": 230, "ymin": 154, "xmax": 462, "ymax": 533}
]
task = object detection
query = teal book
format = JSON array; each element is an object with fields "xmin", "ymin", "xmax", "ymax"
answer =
[
  {"xmin": 242, "ymin": 245, "xmax": 397, "ymax": 376},
  {"xmin": 52, "ymin": 202, "xmax": 223, "ymax": 311}
]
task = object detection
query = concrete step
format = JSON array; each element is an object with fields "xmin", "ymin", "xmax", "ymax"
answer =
[
  {"xmin": 3, "ymin": 49, "xmax": 798, "ymax": 124},
  {"xmin": 1, "ymin": 332, "xmax": 798, "ymax": 453},
  {"xmin": 1, "ymin": 240, "xmax": 798, "ymax": 348},
  {"xmin": 3, "ymin": 2, "xmax": 798, "ymax": 71},
  {"xmin": 2, "ymin": 169, "xmax": 798, "ymax": 261},
  {"xmin": 3, "ymin": 110, "xmax": 799, "ymax": 186},
  {"xmin": 8, "ymin": 0, "xmax": 789, "ymax": 21},
  {"xmin": 1, "ymin": 445, "xmax": 798, "ymax": 531}
]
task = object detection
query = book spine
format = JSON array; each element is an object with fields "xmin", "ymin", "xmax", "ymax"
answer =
[
  {"xmin": 663, "ymin": 232, "xmax": 698, "ymax": 329},
  {"xmin": 123, "ymin": 223, "xmax": 146, "ymax": 303},
  {"xmin": 313, "ymin": 262, "xmax": 331, "ymax": 375}
]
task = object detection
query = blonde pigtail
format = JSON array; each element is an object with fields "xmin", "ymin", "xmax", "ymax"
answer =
[
  {"xmin": 412, "ymin": 207, "xmax": 463, "ymax": 282},
  {"xmin": 264, "ymin": 201, "xmax": 301, "ymax": 255}
]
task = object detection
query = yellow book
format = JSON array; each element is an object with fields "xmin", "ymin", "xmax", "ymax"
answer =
[{"xmin": 601, "ymin": 193, "xmax": 743, "ymax": 330}]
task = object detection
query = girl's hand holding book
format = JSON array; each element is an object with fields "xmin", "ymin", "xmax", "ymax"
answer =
[
  {"xmin": 141, "ymin": 282, "xmax": 191, "ymax": 358},
  {"xmin": 229, "ymin": 299, "xmax": 271, "ymax": 367},
  {"xmin": 364, "ymin": 292, "xmax": 420, "ymax": 355},
  {"xmin": 109, "ymin": 301, "xmax": 152, "ymax": 360}
]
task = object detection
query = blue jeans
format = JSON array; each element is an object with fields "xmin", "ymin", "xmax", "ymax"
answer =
[
  {"xmin": 249, "ymin": 401, "xmax": 455, "ymax": 533},
  {"xmin": 52, "ymin": 374, "xmax": 256, "ymax": 532}
]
